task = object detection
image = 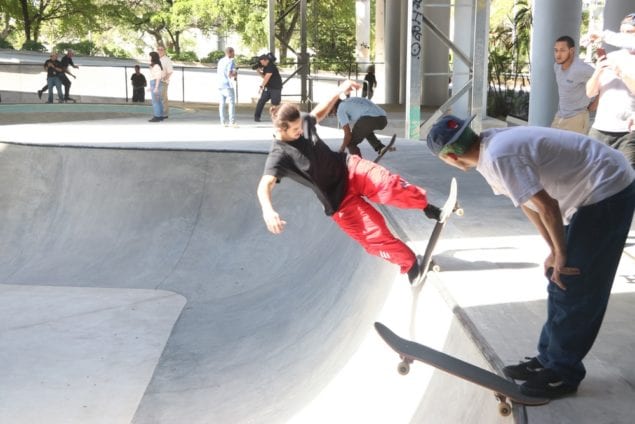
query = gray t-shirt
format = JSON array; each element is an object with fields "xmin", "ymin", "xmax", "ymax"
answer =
[{"xmin": 554, "ymin": 57, "xmax": 595, "ymax": 118}]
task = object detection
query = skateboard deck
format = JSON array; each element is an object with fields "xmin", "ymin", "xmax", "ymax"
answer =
[
  {"xmin": 412, "ymin": 177, "xmax": 462, "ymax": 287},
  {"xmin": 373, "ymin": 134, "xmax": 396, "ymax": 163},
  {"xmin": 374, "ymin": 322, "xmax": 550, "ymax": 416}
]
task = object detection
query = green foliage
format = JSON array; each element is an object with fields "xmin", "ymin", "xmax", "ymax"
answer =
[
  {"xmin": 102, "ymin": 46, "xmax": 130, "ymax": 59},
  {"xmin": 487, "ymin": 0, "xmax": 532, "ymax": 119},
  {"xmin": 21, "ymin": 40, "xmax": 47, "ymax": 52},
  {"xmin": 201, "ymin": 50, "xmax": 226, "ymax": 64},
  {"xmin": 54, "ymin": 40, "xmax": 97, "ymax": 55},
  {"xmin": 0, "ymin": 38, "xmax": 14, "ymax": 49},
  {"xmin": 172, "ymin": 50, "xmax": 198, "ymax": 62}
]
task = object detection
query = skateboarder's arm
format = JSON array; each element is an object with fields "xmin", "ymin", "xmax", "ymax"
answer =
[
  {"xmin": 257, "ymin": 175, "xmax": 287, "ymax": 234},
  {"xmin": 312, "ymin": 80, "xmax": 362, "ymax": 123},
  {"xmin": 521, "ymin": 190, "xmax": 579, "ymax": 289}
]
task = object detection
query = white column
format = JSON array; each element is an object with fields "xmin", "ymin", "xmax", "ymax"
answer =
[
  {"xmin": 405, "ymin": 0, "xmax": 425, "ymax": 138},
  {"xmin": 528, "ymin": 0, "xmax": 582, "ymax": 126},
  {"xmin": 356, "ymin": 0, "xmax": 371, "ymax": 62},
  {"xmin": 375, "ymin": 0, "xmax": 386, "ymax": 102},
  {"xmin": 422, "ymin": 0, "xmax": 450, "ymax": 107},
  {"xmin": 384, "ymin": 0, "xmax": 402, "ymax": 103},
  {"xmin": 452, "ymin": 0, "xmax": 473, "ymax": 117}
]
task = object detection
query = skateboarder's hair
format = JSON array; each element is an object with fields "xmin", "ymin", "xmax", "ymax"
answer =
[
  {"xmin": 271, "ymin": 104, "xmax": 300, "ymax": 130},
  {"xmin": 440, "ymin": 127, "xmax": 478, "ymax": 156}
]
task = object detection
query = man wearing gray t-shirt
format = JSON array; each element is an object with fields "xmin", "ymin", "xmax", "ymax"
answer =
[{"xmin": 552, "ymin": 36, "xmax": 595, "ymax": 134}]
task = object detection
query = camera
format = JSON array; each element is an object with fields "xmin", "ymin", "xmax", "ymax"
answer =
[{"xmin": 250, "ymin": 52, "xmax": 277, "ymax": 70}]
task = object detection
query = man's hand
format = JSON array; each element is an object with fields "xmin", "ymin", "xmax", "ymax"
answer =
[
  {"xmin": 544, "ymin": 252, "xmax": 580, "ymax": 290},
  {"xmin": 263, "ymin": 209, "xmax": 286, "ymax": 234}
]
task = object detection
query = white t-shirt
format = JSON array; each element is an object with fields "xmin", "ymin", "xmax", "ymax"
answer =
[
  {"xmin": 477, "ymin": 126, "xmax": 634, "ymax": 223},
  {"xmin": 592, "ymin": 49, "xmax": 635, "ymax": 132}
]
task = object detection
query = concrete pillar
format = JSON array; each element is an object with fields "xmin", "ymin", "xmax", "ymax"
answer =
[
  {"xmin": 422, "ymin": 0, "xmax": 450, "ymax": 107},
  {"xmin": 375, "ymin": 0, "xmax": 386, "ymax": 102},
  {"xmin": 355, "ymin": 0, "xmax": 371, "ymax": 62},
  {"xmin": 400, "ymin": 0, "xmax": 408, "ymax": 103},
  {"xmin": 385, "ymin": 0, "xmax": 402, "ymax": 103},
  {"xmin": 603, "ymin": 0, "xmax": 632, "ymax": 52},
  {"xmin": 452, "ymin": 0, "xmax": 474, "ymax": 117},
  {"xmin": 528, "ymin": 0, "xmax": 583, "ymax": 126}
]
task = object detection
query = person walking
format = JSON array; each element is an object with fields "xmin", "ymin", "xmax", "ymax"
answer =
[
  {"xmin": 426, "ymin": 114, "xmax": 635, "ymax": 399},
  {"xmin": 59, "ymin": 49, "xmax": 79, "ymax": 102},
  {"xmin": 217, "ymin": 47, "xmax": 237, "ymax": 126},
  {"xmin": 148, "ymin": 51, "xmax": 164, "ymax": 122},
  {"xmin": 42, "ymin": 52, "xmax": 64, "ymax": 104},
  {"xmin": 254, "ymin": 54, "xmax": 282, "ymax": 122},
  {"xmin": 257, "ymin": 80, "xmax": 440, "ymax": 285}
]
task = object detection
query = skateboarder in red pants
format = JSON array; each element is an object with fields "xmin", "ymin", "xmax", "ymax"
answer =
[{"xmin": 257, "ymin": 80, "xmax": 439, "ymax": 283}]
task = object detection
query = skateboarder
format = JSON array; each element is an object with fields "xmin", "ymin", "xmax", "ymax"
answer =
[
  {"xmin": 426, "ymin": 114, "xmax": 635, "ymax": 399},
  {"xmin": 329, "ymin": 95, "xmax": 394, "ymax": 157},
  {"xmin": 257, "ymin": 80, "xmax": 439, "ymax": 284}
]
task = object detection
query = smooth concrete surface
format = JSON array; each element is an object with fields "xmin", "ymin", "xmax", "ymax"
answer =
[{"xmin": 1, "ymin": 108, "xmax": 635, "ymax": 423}]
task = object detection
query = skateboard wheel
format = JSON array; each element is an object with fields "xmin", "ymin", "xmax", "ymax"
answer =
[
  {"xmin": 432, "ymin": 263, "xmax": 441, "ymax": 273},
  {"xmin": 498, "ymin": 402, "xmax": 512, "ymax": 416},
  {"xmin": 455, "ymin": 208, "xmax": 464, "ymax": 217},
  {"xmin": 397, "ymin": 361, "xmax": 410, "ymax": 375}
]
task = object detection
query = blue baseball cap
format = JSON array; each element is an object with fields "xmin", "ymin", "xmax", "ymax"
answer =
[{"xmin": 426, "ymin": 114, "xmax": 476, "ymax": 156}]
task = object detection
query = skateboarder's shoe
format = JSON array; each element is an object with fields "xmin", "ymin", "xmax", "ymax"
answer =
[
  {"xmin": 37, "ymin": 90, "xmax": 43, "ymax": 99},
  {"xmin": 424, "ymin": 203, "xmax": 442, "ymax": 221},
  {"xmin": 520, "ymin": 368, "xmax": 577, "ymax": 399},
  {"xmin": 503, "ymin": 356, "xmax": 544, "ymax": 380},
  {"xmin": 407, "ymin": 255, "xmax": 424, "ymax": 285}
]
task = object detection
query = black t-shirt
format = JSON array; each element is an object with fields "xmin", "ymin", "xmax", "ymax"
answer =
[
  {"xmin": 131, "ymin": 73, "xmax": 147, "ymax": 88},
  {"xmin": 263, "ymin": 113, "xmax": 348, "ymax": 216},
  {"xmin": 44, "ymin": 59, "xmax": 62, "ymax": 77},
  {"xmin": 263, "ymin": 63, "xmax": 282, "ymax": 89},
  {"xmin": 60, "ymin": 55, "xmax": 75, "ymax": 69}
]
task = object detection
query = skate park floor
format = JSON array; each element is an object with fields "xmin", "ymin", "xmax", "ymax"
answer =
[{"xmin": 1, "ymin": 104, "xmax": 634, "ymax": 424}]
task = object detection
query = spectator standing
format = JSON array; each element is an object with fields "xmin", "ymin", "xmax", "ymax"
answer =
[
  {"xmin": 217, "ymin": 47, "xmax": 237, "ymax": 126},
  {"xmin": 131, "ymin": 65, "xmax": 147, "ymax": 102},
  {"xmin": 157, "ymin": 46, "xmax": 173, "ymax": 119},
  {"xmin": 586, "ymin": 13, "xmax": 635, "ymax": 167},
  {"xmin": 551, "ymin": 36, "xmax": 595, "ymax": 134},
  {"xmin": 254, "ymin": 54, "xmax": 282, "ymax": 122},
  {"xmin": 148, "ymin": 51, "xmax": 164, "ymax": 122}
]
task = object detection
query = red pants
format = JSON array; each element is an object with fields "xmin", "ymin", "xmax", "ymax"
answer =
[{"xmin": 331, "ymin": 155, "xmax": 428, "ymax": 273}]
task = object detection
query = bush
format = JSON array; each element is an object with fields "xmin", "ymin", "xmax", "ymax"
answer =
[
  {"xmin": 200, "ymin": 50, "xmax": 225, "ymax": 64},
  {"xmin": 55, "ymin": 41, "xmax": 97, "ymax": 56},
  {"xmin": 102, "ymin": 46, "xmax": 130, "ymax": 59},
  {"xmin": 0, "ymin": 38, "xmax": 14, "ymax": 49},
  {"xmin": 22, "ymin": 40, "xmax": 47, "ymax": 52},
  {"xmin": 171, "ymin": 50, "xmax": 198, "ymax": 62}
]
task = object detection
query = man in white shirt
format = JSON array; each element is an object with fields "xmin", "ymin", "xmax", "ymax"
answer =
[
  {"xmin": 217, "ymin": 47, "xmax": 237, "ymax": 126},
  {"xmin": 552, "ymin": 36, "xmax": 595, "ymax": 134},
  {"xmin": 426, "ymin": 114, "xmax": 635, "ymax": 400},
  {"xmin": 157, "ymin": 46, "xmax": 173, "ymax": 120},
  {"xmin": 586, "ymin": 13, "xmax": 635, "ymax": 166}
]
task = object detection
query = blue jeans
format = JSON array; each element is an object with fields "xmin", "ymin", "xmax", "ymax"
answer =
[
  {"xmin": 219, "ymin": 87, "xmax": 236, "ymax": 125},
  {"xmin": 150, "ymin": 80, "xmax": 164, "ymax": 118},
  {"xmin": 47, "ymin": 76, "xmax": 63, "ymax": 103},
  {"xmin": 537, "ymin": 180, "xmax": 635, "ymax": 386}
]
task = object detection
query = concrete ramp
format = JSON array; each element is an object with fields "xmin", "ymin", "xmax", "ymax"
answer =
[{"xmin": 0, "ymin": 142, "xmax": 401, "ymax": 423}]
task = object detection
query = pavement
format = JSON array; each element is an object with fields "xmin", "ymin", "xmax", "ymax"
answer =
[{"xmin": 1, "ymin": 104, "xmax": 634, "ymax": 424}]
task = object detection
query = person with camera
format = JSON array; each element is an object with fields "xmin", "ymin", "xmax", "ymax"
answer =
[{"xmin": 254, "ymin": 54, "xmax": 282, "ymax": 122}]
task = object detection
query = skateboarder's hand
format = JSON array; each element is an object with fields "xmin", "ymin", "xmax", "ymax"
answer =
[{"xmin": 263, "ymin": 210, "xmax": 286, "ymax": 234}]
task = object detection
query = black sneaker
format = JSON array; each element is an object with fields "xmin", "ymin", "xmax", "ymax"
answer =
[
  {"xmin": 503, "ymin": 356, "xmax": 544, "ymax": 380},
  {"xmin": 407, "ymin": 255, "xmax": 424, "ymax": 285},
  {"xmin": 520, "ymin": 368, "xmax": 577, "ymax": 399},
  {"xmin": 37, "ymin": 90, "xmax": 42, "ymax": 99},
  {"xmin": 423, "ymin": 204, "xmax": 442, "ymax": 221}
]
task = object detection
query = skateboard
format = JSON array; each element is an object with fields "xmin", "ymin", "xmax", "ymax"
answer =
[
  {"xmin": 411, "ymin": 177, "xmax": 463, "ymax": 287},
  {"xmin": 374, "ymin": 322, "xmax": 550, "ymax": 416},
  {"xmin": 373, "ymin": 134, "xmax": 396, "ymax": 163}
]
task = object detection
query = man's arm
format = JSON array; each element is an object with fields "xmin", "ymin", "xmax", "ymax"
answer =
[
  {"xmin": 338, "ymin": 124, "xmax": 353, "ymax": 153},
  {"xmin": 257, "ymin": 175, "xmax": 287, "ymax": 234},
  {"xmin": 521, "ymin": 189, "xmax": 580, "ymax": 289},
  {"xmin": 311, "ymin": 80, "xmax": 362, "ymax": 123}
]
